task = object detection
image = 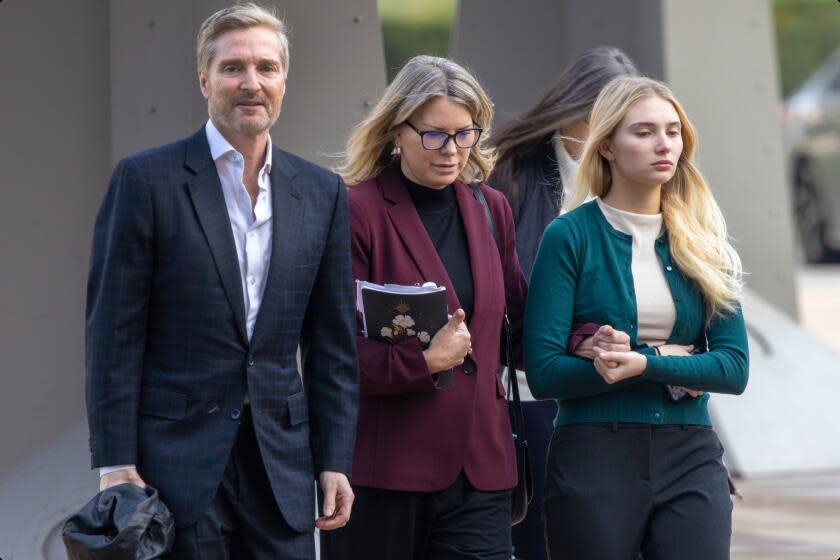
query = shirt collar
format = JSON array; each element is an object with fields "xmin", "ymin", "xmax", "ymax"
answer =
[{"xmin": 205, "ymin": 119, "xmax": 273, "ymax": 176}]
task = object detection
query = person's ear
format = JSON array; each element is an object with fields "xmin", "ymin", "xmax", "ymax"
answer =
[
  {"xmin": 598, "ymin": 139, "xmax": 614, "ymax": 162},
  {"xmin": 198, "ymin": 72, "xmax": 210, "ymax": 100}
]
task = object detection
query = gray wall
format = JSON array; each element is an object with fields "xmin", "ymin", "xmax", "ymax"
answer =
[{"xmin": 0, "ymin": 0, "xmax": 111, "ymax": 479}]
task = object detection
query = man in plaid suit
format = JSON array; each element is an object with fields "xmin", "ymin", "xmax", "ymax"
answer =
[{"xmin": 85, "ymin": 4, "xmax": 359, "ymax": 557}]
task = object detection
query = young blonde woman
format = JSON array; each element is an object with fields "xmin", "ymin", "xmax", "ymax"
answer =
[
  {"xmin": 489, "ymin": 46, "xmax": 638, "ymax": 560},
  {"xmin": 320, "ymin": 55, "xmax": 528, "ymax": 559},
  {"xmin": 524, "ymin": 76, "xmax": 748, "ymax": 559}
]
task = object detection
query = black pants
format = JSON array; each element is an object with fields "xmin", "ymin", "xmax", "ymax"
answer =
[
  {"xmin": 543, "ymin": 424, "xmax": 731, "ymax": 560},
  {"xmin": 511, "ymin": 399, "xmax": 557, "ymax": 560},
  {"xmin": 320, "ymin": 473, "xmax": 512, "ymax": 560},
  {"xmin": 171, "ymin": 406, "xmax": 315, "ymax": 559}
]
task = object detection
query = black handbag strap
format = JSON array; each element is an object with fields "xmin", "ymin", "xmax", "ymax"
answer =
[{"xmin": 468, "ymin": 183, "xmax": 525, "ymax": 439}]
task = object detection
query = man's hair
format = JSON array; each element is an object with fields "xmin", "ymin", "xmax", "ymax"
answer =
[{"xmin": 196, "ymin": 3, "xmax": 290, "ymax": 77}]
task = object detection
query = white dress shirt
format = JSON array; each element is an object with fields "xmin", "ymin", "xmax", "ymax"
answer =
[
  {"xmin": 206, "ymin": 119, "xmax": 274, "ymax": 340},
  {"xmin": 101, "ymin": 120, "xmax": 274, "ymax": 478}
]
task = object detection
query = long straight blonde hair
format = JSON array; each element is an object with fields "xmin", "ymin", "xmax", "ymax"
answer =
[
  {"xmin": 566, "ymin": 76, "xmax": 743, "ymax": 318},
  {"xmin": 338, "ymin": 55, "xmax": 495, "ymax": 186}
]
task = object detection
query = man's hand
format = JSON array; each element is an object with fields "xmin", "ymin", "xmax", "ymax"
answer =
[
  {"xmin": 592, "ymin": 349, "xmax": 647, "ymax": 384},
  {"xmin": 99, "ymin": 467, "xmax": 146, "ymax": 492},
  {"xmin": 316, "ymin": 471, "xmax": 354, "ymax": 531}
]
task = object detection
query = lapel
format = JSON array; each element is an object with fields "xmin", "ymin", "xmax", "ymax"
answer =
[
  {"xmin": 380, "ymin": 165, "xmax": 461, "ymax": 313},
  {"xmin": 184, "ymin": 128, "xmax": 248, "ymax": 344},
  {"xmin": 249, "ymin": 147, "xmax": 302, "ymax": 348},
  {"xmin": 380, "ymin": 166, "xmax": 498, "ymax": 320},
  {"xmin": 453, "ymin": 179, "xmax": 498, "ymax": 329}
]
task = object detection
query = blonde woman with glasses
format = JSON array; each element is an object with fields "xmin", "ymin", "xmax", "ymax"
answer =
[
  {"xmin": 524, "ymin": 76, "xmax": 748, "ymax": 559},
  {"xmin": 319, "ymin": 55, "xmax": 528, "ymax": 559}
]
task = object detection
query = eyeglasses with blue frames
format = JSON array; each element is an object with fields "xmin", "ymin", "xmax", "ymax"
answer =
[{"xmin": 404, "ymin": 122, "xmax": 483, "ymax": 150}]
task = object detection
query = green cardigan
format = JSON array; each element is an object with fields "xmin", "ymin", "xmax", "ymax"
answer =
[{"xmin": 523, "ymin": 200, "xmax": 748, "ymax": 427}]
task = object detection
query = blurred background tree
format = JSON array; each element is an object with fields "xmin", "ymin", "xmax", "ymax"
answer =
[
  {"xmin": 379, "ymin": 0, "xmax": 456, "ymax": 81},
  {"xmin": 378, "ymin": 0, "xmax": 838, "ymax": 97},
  {"xmin": 774, "ymin": 0, "xmax": 840, "ymax": 97}
]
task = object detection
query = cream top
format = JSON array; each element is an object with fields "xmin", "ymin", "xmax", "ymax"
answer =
[{"xmin": 596, "ymin": 198, "xmax": 675, "ymax": 346}]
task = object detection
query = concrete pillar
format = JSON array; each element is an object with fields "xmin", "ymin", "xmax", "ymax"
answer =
[
  {"xmin": 0, "ymin": 0, "xmax": 111, "ymax": 480},
  {"xmin": 661, "ymin": 0, "xmax": 797, "ymax": 318}
]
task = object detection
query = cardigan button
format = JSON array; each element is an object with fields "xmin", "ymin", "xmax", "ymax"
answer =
[{"xmin": 666, "ymin": 266, "xmax": 673, "ymax": 271}]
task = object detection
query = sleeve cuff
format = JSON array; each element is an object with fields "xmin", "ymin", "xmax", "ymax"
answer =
[
  {"xmin": 99, "ymin": 464, "xmax": 136, "ymax": 477},
  {"xmin": 567, "ymin": 323, "xmax": 600, "ymax": 353},
  {"xmin": 641, "ymin": 354, "xmax": 670, "ymax": 382}
]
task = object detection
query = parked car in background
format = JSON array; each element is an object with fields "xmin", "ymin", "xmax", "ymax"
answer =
[
  {"xmin": 784, "ymin": 48, "xmax": 840, "ymax": 263},
  {"xmin": 783, "ymin": 46, "xmax": 840, "ymax": 263}
]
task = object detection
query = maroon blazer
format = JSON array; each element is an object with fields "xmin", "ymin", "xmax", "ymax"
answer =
[{"xmin": 348, "ymin": 165, "xmax": 528, "ymax": 493}]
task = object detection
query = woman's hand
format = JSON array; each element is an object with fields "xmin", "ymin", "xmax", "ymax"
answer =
[
  {"xmin": 592, "ymin": 349, "xmax": 646, "ymax": 384},
  {"xmin": 657, "ymin": 344, "xmax": 694, "ymax": 356},
  {"xmin": 574, "ymin": 325, "xmax": 630, "ymax": 369},
  {"xmin": 654, "ymin": 344, "xmax": 703, "ymax": 397},
  {"xmin": 423, "ymin": 309, "xmax": 471, "ymax": 374}
]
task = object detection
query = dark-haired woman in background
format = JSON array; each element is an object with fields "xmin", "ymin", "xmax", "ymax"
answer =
[{"xmin": 489, "ymin": 46, "xmax": 638, "ymax": 560}]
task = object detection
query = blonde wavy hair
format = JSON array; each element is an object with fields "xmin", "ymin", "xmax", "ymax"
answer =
[
  {"xmin": 566, "ymin": 76, "xmax": 743, "ymax": 318},
  {"xmin": 338, "ymin": 55, "xmax": 495, "ymax": 186}
]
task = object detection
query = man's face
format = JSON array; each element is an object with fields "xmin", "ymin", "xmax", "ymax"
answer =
[{"xmin": 199, "ymin": 26, "xmax": 286, "ymax": 139}]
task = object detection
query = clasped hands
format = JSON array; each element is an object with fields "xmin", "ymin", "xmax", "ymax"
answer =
[{"xmin": 574, "ymin": 325, "xmax": 703, "ymax": 397}]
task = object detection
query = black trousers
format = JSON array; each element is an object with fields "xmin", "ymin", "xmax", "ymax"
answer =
[
  {"xmin": 171, "ymin": 406, "xmax": 315, "ymax": 559},
  {"xmin": 511, "ymin": 400, "xmax": 557, "ymax": 560},
  {"xmin": 320, "ymin": 473, "xmax": 512, "ymax": 560},
  {"xmin": 543, "ymin": 424, "xmax": 731, "ymax": 560}
]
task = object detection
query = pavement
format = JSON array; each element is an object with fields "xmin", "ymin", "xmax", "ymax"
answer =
[
  {"xmin": 797, "ymin": 264, "xmax": 840, "ymax": 355},
  {"xmin": 731, "ymin": 265, "xmax": 840, "ymax": 560},
  {"xmin": 732, "ymin": 471, "xmax": 840, "ymax": 559}
]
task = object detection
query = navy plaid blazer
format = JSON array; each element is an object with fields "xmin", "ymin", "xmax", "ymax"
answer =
[{"xmin": 85, "ymin": 128, "xmax": 359, "ymax": 531}]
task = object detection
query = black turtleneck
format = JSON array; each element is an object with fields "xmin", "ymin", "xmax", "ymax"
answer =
[{"xmin": 401, "ymin": 170, "xmax": 475, "ymax": 320}]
